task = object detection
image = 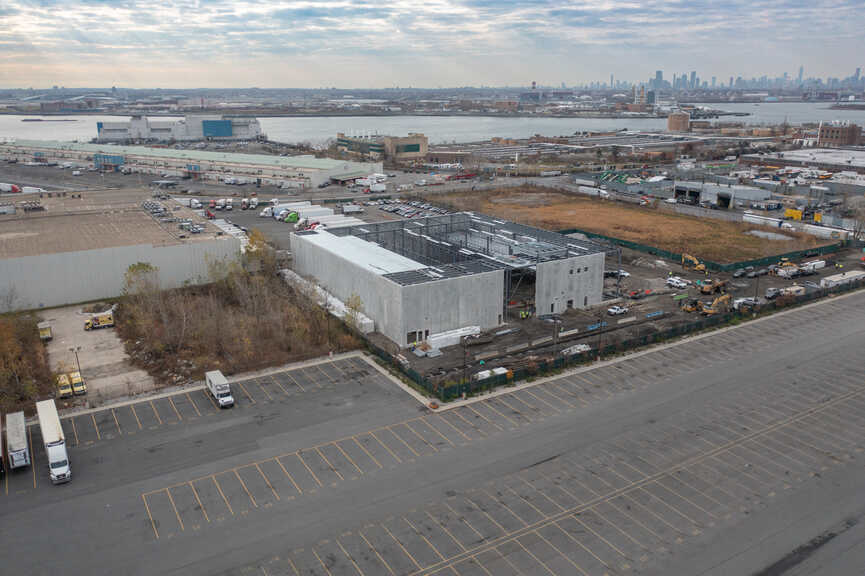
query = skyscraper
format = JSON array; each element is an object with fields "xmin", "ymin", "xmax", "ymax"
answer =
[
  {"xmin": 711, "ymin": 76, "xmax": 716, "ymax": 88},
  {"xmin": 689, "ymin": 71, "xmax": 696, "ymax": 89},
  {"xmin": 610, "ymin": 74, "xmax": 614, "ymax": 89},
  {"xmin": 654, "ymin": 70, "xmax": 663, "ymax": 90},
  {"xmin": 798, "ymin": 65, "xmax": 804, "ymax": 84}
]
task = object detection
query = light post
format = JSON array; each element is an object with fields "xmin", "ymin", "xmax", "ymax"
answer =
[{"xmin": 69, "ymin": 345, "xmax": 82, "ymax": 374}]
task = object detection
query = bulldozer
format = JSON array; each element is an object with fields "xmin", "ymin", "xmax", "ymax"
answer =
[
  {"xmin": 681, "ymin": 298, "xmax": 703, "ymax": 313},
  {"xmin": 701, "ymin": 294, "xmax": 731, "ymax": 316},
  {"xmin": 682, "ymin": 253, "xmax": 706, "ymax": 273},
  {"xmin": 699, "ymin": 279, "xmax": 728, "ymax": 295}
]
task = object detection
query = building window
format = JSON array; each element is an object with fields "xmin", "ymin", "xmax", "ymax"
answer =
[
  {"xmin": 570, "ymin": 269, "xmax": 574, "ymax": 275},
  {"xmin": 550, "ymin": 303, "xmax": 555, "ymax": 313},
  {"xmin": 567, "ymin": 299, "xmax": 573, "ymax": 309},
  {"xmin": 406, "ymin": 331, "xmax": 417, "ymax": 344},
  {"xmin": 584, "ymin": 296, "xmax": 588, "ymax": 306}
]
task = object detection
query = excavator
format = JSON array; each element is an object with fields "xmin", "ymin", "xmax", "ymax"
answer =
[
  {"xmin": 699, "ymin": 279, "xmax": 728, "ymax": 295},
  {"xmin": 682, "ymin": 253, "xmax": 707, "ymax": 273},
  {"xmin": 701, "ymin": 294, "xmax": 731, "ymax": 316},
  {"xmin": 681, "ymin": 298, "xmax": 703, "ymax": 313}
]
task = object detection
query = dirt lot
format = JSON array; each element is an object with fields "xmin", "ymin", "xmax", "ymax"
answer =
[
  {"xmin": 43, "ymin": 304, "xmax": 155, "ymax": 408},
  {"xmin": 429, "ymin": 186, "xmax": 829, "ymax": 263}
]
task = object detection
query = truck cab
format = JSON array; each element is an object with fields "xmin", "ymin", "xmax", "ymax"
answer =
[
  {"xmin": 56, "ymin": 374, "xmax": 73, "ymax": 399},
  {"xmin": 84, "ymin": 312, "xmax": 114, "ymax": 330},
  {"xmin": 69, "ymin": 371, "xmax": 87, "ymax": 395},
  {"xmin": 46, "ymin": 444, "xmax": 71, "ymax": 484},
  {"xmin": 205, "ymin": 370, "xmax": 234, "ymax": 408}
]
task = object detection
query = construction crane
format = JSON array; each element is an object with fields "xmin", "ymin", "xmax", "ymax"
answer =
[
  {"xmin": 682, "ymin": 253, "xmax": 706, "ymax": 272},
  {"xmin": 701, "ymin": 294, "xmax": 731, "ymax": 316}
]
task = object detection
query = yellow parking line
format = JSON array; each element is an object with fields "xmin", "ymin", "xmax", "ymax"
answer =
[
  {"xmin": 334, "ymin": 442, "xmax": 364, "ymax": 476},
  {"xmin": 480, "ymin": 487, "xmax": 529, "ymax": 525},
  {"xmin": 203, "ymin": 388, "xmax": 219, "ymax": 410},
  {"xmin": 404, "ymin": 516, "xmax": 445, "ymax": 560},
  {"xmin": 526, "ymin": 468, "xmax": 582, "ymax": 505},
  {"xmin": 212, "ymin": 476, "xmax": 234, "ymax": 515},
  {"xmin": 185, "ymin": 392, "xmax": 202, "ymax": 417},
  {"xmin": 662, "ymin": 472, "xmax": 726, "ymax": 510},
  {"xmin": 465, "ymin": 404, "xmax": 504, "ymax": 431},
  {"xmin": 513, "ymin": 538, "xmax": 556, "ymax": 576},
  {"xmin": 236, "ymin": 380, "xmax": 256, "ymax": 404},
  {"xmin": 328, "ymin": 360, "xmax": 348, "ymax": 377},
  {"xmin": 256, "ymin": 463, "xmax": 280, "ymax": 502},
  {"xmin": 70, "ymin": 416, "xmax": 80, "ymax": 445},
  {"xmin": 444, "ymin": 501, "xmax": 484, "ymax": 540},
  {"xmin": 387, "ymin": 425, "xmax": 420, "ymax": 457},
  {"xmin": 534, "ymin": 529, "xmax": 589, "ymax": 576},
  {"xmin": 480, "ymin": 400, "xmax": 518, "ymax": 428},
  {"xmin": 381, "ymin": 523, "xmax": 421, "ymax": 570},
  {"xmin": 370, "ymin": 430, "xmax": 402, "ymax": 464},
  {"xmin": 549, "ymin": 380, "xmax": 589, "ymax": 406},
  {"xmin": 421, "ymin": 417, "xmax": 456, "ymax": 447},
  {"xmin": 571, "ymin": 514, "xmax": 626, "ymax": 558},
  {"xmin": 256, "ymin": 378, "xmax": 274, "ymax": 402},
  {"xmin": 285, "ymin": 554, "xmax": 301, "ymax": 576},
  {"xmin": 150, "ymin": 401, "xmax": 163, "ymax": 425},
  {"xmin": 405, "ymin": 420, "xmax": 438, "ymax": 452},
  {"xmin": 143, "ymin": 494, "xmax": 159, "ymax": 539},
  {"xmin": 275, "ymin": 456, "xmax": 303, "ymax": 494},
  {"xmin": 169, "ymin": 397, "xmax": 182, "ymax": 421},
  {"xmin": 359, "ymin": 528, "xmax": 395, "ymax": 576},
  {"xmin": 128, "ymin": 405, "xmax": 142, "ymax": 430},
  {"xmin": 458, "ymin": 556, "xmax": 493, "ymax": 576},
  {"xmin": 166, "ymin": 488, "xmax": 185, "ymax": 531},
  {"xmin": 235, "ymin": 469, "xmax": 258, "ymax": 508},
  {"xmin": 426, "ymin": 510, "xmax": 466, "ymax": 551},
  {"xmin": 436, "ymin": 413, "xmax": 472, "ymax": 442},
  {"xmin": 496, "ymin": 396, "xmax": 532, "ymax": 422},
  {"xmin": 533, "ymin": 385, "xmax": 575, "ymax": 409},
  {"xmin": 492, "ymin": 547, "xmax": 527, "ymax": 576},
  {"xmin": 316, "ymin": 447, "xmax": 344, "ymax": 481},
  {"xmin": 353, "ymin": 436, "xmax": 382, "ymax": 469},
  {"xmin": 112, "ymin": 409, "xmax": 122, "ymax": 434},
  {"xmin": 311, "ymin": 547, "xmax": 334, "ymax": 576},
  {"xmin": 637, "ymin": 486, "xmax": 700, "ymax": 527},
  {"xmin": 586, "ymin": 505, "xmax": 647, "ymax": 550},
  {"xmin": 285, "ymin": 372, "xmax": 305, "ymax": 392},
  {"xmin": 603, "ymin": 497, "xmax": 666, "ymax": 543},
  {"xmin": 552, "ymin": 521, "xmax": 613, "ymax": 571},
  {"xmin": 449, "ymin": 409, "xmax": 487, "ymax": 437},
  {"xmin": 503, "ymin": 484, "xmax": 546, "ymax": 518},
  {"xmin": 464, "ymin": 495, "xmax": 506, "ymax": 533},
  {"xmin": 296, "ymin": 452, "xmax": 323, "ymax": 487},
  {"xmin": 317, "ymin": 364, "xmax": 335, "ymax": 384},
  {"xmin": 336, "ymin": 537, "xmax": 365, "ymax": 576},
  {"xmin": 302, "ymin": 367, "xmax": 323, "ymax": 389},
  {"xmin": 515, "ymin": 476, "xmax": 565, "ymax": 511},
  {"xmin": 91, "ymin": 413, "xmax": 102, "ymax": 440},
  {"xmin": 189, "ymin": 481, "xmax": 209, "ymax": 523},
  {"xmin": 270, "ymin": 374, "xmax": 291, "ymax": 396}
]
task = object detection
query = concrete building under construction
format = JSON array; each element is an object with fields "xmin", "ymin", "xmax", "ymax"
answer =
[
  {"xmin": 291, "ymin": 213, "xmax": 605, "ymax": 347},
  {"xmin": 97, "ymin": 115, "xmax": 262, "ymax": 142}
]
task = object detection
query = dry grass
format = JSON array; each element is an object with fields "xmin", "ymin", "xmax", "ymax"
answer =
[
  {"xmin": 0, "ymin": 313, "xmax": 53, "ymax": 414},
  {"xmin": 430, "ymin": 186, "xmax": 827, "ymax": 263}
]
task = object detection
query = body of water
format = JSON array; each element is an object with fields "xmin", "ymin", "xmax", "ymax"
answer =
[{"xmin": 1, "ymin": 102, "xmax": 863, "ymax": 145}]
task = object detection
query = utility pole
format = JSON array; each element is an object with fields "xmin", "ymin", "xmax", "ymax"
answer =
[
  {"xmin": 69, "ymin": 345, "xmax": 82, "ymax": 374},
  {"xmin": 596, "ymin": 313, "xmax": 604, "ymax": 361}
]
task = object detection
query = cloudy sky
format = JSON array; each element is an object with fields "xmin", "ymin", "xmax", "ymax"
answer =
[{"xmin": 1, "ymin": 0, "xmax": 863, "ymax": 88}]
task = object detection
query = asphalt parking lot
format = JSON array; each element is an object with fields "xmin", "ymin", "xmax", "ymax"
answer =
[{"xmin": 3, "ymin": 292, "xmax": 864, "ymax": 575}]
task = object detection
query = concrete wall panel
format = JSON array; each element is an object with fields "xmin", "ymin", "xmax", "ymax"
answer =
[{"xmin": 535, "ymin": 252, "xmax": 604, "ymax": 314}]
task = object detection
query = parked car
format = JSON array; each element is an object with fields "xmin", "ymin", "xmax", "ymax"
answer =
[
  {"xmin": 666, "ymin": 277, "xmax": 688, "ymax": 289},
  {"xmin": 765, "ymin": 287, "xmax": 780, "ymax": 299},
  {"xmin": 756, "ymin": 268, "xmax": 769, "ymax": 277},
  {"xmin": 607, "ymin": 305, "xmax": 629, "ymax": 316},
  {"xmin": 732, "ymin": 268, "xmax": 746, "ymax": 278}
]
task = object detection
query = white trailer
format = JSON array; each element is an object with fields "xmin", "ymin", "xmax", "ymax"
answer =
[
  {"xmin": 205, "ymin": 371, "xmax": 234, "ymax": 408},
  {"xmin": 36, "ymin": 400, "xmax": 70, "ymax": 484},
  {"xmin": 820, "ymin": 270, "xmax": 865, "ymax": 289},
  {"xmin": 298, "ymin": 206, "xmax": 334, "ymax": 219},
  {"xmin": 5, "ymin": 411, "xmax": 30, "ymax": 470}
]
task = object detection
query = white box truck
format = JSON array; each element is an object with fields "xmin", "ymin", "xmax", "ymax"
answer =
[
  {"xmin": 36, "ymin": 400, "xmax": 71, "ymax": 484},
  {"xmin": 205, "ymin": 371, "xmax": 234, "ymax": 408},
  {"xmin": 5, "ymin": 411, "xmax": 30, "ymax": 470}
]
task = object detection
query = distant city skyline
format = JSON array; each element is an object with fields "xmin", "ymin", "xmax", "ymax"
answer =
[{"xmin": 0, "ymin": 0, "xmax": 863, "ymax": 89}]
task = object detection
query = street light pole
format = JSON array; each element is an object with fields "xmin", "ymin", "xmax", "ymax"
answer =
[{"xmin": 69, "ymin": 345, "xmax": 82, "ymax": 374}]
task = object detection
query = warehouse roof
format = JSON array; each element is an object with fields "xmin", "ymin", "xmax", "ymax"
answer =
[
  {"xmin": 3, "ymin": 139, "xmax": 350, "ymax": 171},
  {"xmin": 294, "ymin": 230, "xmax": 426, "ymax": 275},
  {"xmin": 744, "ymin": 148, "xmax": 865, "ymax": 170}
]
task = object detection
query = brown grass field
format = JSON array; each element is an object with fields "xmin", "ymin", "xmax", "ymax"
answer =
[{"xmin": 428, "ymin": 186, "xmax": 828, "ymax": 263}]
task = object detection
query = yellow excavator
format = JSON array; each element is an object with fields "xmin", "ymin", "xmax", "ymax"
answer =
[
  {"xmin": 699, "ymin": 279, "xmax": 728, "ymax": 295},
  {"xmin": 701, "ymin": 294, "xmax": 731, "ymax": 316},
  {"xmin": 682, "ymin": 253, "xmax": 707, "ymax": 273},
  {"xmin": 681, "ymin": 298, "xmax": 703, "ymax": 313}
]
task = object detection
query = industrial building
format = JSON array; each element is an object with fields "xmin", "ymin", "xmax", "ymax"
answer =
[
  {"xmin": 97, "ymin": 115, "xmax": 262, "ymax": 142},
  {"xmin": 0, "ymin": 140, "xmax": 382, "ymax": 188},
  {"xmin": 816, "ymin": 121, "xmax": 862, "ymax": 148},
  {"xmin": 742, "ymin": 148, "xmax": 865, "ymax": 174},
  {"xmin": 667, "ymin": 111, "xmax": 691, "ymax": 132},
  {"xmin": 292, "ymin": 213, "xmax": 605, "ymax": 348},
  {"xmin": 674, "ymin": 181, "xmax": 772, "ymax": 207},
  {"xmin": 0, "ymin": 190, "xmax": 240, "ymax": 312},
  {"xmin": 336, "ymin": 132, "xmax": 428, "ymax": 161}
]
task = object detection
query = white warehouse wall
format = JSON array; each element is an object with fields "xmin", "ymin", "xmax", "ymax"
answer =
[
  {"xmin": 0, "ymin": 238, "xmax": 240, "ymax": 312},
  {"xmin": 535, "ymin": 252, "xmax": 605, "ymax": 314}
]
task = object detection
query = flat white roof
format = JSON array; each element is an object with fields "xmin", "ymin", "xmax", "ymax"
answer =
[{"xmin": 299, "ymin": 230, "xmax": 426, "ymax": 275}]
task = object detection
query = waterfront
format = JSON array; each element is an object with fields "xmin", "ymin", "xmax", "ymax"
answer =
[{"xmin": 1, "ymin": 102, "xmax": 864, "ymax": 145}]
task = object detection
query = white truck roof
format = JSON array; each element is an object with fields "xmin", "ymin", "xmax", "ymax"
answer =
[
  {"xmin": 5, "ymin": 411, "xmax": 27, "ymax": 452},
  {"xmin": 36, "ymin": 399, "xmax": 65, "ymax": 445},
  {"xmin": 205, "ymin": 370, "xmax": 228, "ymax": 386}
]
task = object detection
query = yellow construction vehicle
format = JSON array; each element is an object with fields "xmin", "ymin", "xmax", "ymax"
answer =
[
  {"xmin": 699, "ymin": 279, "xmax": 728, "ymax": 295},
  {"xmin": 84, "ymin": 312, "xmax": 114, "ymax": 331},
  {"xmin": 682, "ymin": 253, "xmax": 706, "ymax": 272},
  {"xmin": 701, "ymin": 294, "xmax": 731, "ymax": 316},
  {"xmin": 681, "ymin": 298, "xmax": 703, "ymax": 313},
  {"xmin": 56, "ymin": 373, "xmax": 73, "ymax": 399}
]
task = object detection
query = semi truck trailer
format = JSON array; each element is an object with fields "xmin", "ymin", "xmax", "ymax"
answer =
[
  {"xmin": 5, "ymin": 411, "xmax": 30, "ymax": 470},
  {"xmin": 36, "ymin": 400, "xmax": 71, "ymax": 484}
]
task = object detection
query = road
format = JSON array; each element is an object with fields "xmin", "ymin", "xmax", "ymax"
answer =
[{"xmin": 2, "ymin": 292, "xmax": 864, "ymax": 575}]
